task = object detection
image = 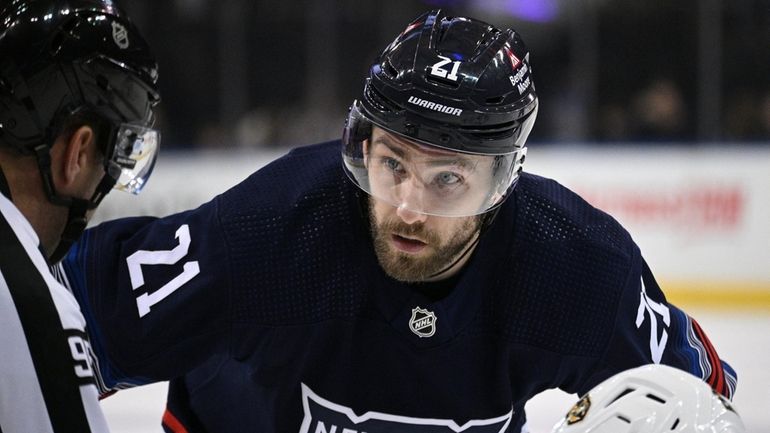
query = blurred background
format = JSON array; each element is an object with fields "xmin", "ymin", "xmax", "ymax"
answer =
[
  {"xmin": 98, "ymin": 0, "xmax": 770, "ymax": 432},
  {"xmin": 119, "ymin": 0, "xmax": 770, "ymax": 149}
]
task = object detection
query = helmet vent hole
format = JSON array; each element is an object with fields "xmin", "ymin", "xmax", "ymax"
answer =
[
  {"xmin": 616, "ymin": 415, "xmax": 631, "ymax": 424},
  {"xmin": 459, "ymin": 121, "xmax": 518, "ymax": 140},
  {"xmin": 670, "ymin": 418, "xmax": 680, "ymax": 430},
  {"xmin": 607, "ymin": 388, "xmax": 635, "ymax": 406},
  {"xmin": 645, "ymin": 393, "xmax": 667, "ymax": 404},
  {"xmin": 96, "ymin": 74, "xmax": 110, "ymax": 91},
  {"xmin": 485, "ymin": 96, "xmax": 504, "ymax": 105},
  {"xmin": 425, "ymin": 74, "xmax": 460, "ymax": 89},
  {"xmin": 364, "ymin": 85, "xmax": 398, "ymax": 114},
  {"xmin": 383, "ymin": 61, "xmax": 398, "ymax": 78}
]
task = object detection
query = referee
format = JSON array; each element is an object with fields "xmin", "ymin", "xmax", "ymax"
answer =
[{"xmin": 0, "ymin": 1, "xmax": 161, "ymax": 431}]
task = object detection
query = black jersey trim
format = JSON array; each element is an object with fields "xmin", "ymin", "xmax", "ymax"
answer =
[{"xmin": 0, "ymin": 213, "xmax": 94, "ymax": 432}]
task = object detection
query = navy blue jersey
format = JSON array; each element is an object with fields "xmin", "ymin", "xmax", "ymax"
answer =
[{"xmin": 60, "ymin": 140, "xmax": 736, "ymax": 433}]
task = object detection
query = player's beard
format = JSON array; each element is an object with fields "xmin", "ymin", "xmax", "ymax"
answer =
[{"xmin": 368, "ymin": 203, "xmax": 482, "ymax": 283}]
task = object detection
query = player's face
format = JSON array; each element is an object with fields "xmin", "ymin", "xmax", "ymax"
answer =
[
  {"xmin": 365, "ymin": 129, "xmax": 483, "ymax": 282},
  {"xmin": 363, "ymin": 127, "xmax": 498, "ymax": 218}
]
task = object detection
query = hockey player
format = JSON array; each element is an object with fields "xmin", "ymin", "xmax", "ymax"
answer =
[
  {"xmin": 0, "ymin": 0, "xmax": 161, "ymax": 432},
  {"xmin": 59, "ymin": 10, "xmax": 735, "ymax": 433}
]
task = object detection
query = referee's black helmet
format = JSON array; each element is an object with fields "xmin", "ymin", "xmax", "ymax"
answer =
[{"xmin": 0, "ymin": 0, "xmax": 161, "ymax": 198}]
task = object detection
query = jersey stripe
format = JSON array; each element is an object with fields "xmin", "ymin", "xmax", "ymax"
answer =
[
  {"xmin": 724, "ymin": 364, "xmax": 737, "ymax": 398},
  {"xmin": 52, "ymin": 261, "xmax": 115, "ymax": 397},
  {"xmin": 55, "ymin": 256, "xmax": 150, "ymax": 395},
  {"xmin": 0, "ymin": 199, "xmax": 97, "ymax": 432},
  {"xmin": 0, "ymin": 271, "xmax": 54, "ymax": 433},
  {"xmin": 162, "ymin": 409, "xmax": 190, "ymax": 433},
  {"xmin": 672, "ymin": 308, "xmax": 734, "ymax": 400},
  {"xmin": 691, "ymin": 318, "xmax": 728, "ymax": 397}
]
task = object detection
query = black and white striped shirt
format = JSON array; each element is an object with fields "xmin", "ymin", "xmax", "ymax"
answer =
[{"xmin": 0, "ymin": 192, "xmax": 109, "ymax": 433}]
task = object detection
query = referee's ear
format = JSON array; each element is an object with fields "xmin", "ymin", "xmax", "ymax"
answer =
[{"xmin": 51, "ymin": 125, "xmax": 99, "ymax": 194}]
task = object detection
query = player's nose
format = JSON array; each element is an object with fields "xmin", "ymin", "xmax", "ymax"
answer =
[{"xmin": 394, "ymin": 180, "xmax": 429, "ymax": 224}]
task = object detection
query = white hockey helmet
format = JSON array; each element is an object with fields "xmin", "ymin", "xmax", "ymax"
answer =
[{"xmin": 551, "ymin": 364, "xmax": 745, "ymax": 433}]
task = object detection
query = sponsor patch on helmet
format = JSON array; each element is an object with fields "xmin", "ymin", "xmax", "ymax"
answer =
[
  {"xmin": 565, "ymin": 395, "xmax": 591, "ymax": 425},
  {"xmin": 504, "ymin": 46, "xmax": 521, "ymax": 70},
  {"xmin": 508, "ymin": 53, "xmax": 531, "ymax": 95},
  {"xmin": 407, "ymin": 96, "xmax": 463, "ymax": 117},
  {"xmin": 409, "ymin": 306, "xmax": 437, "ymax": 338}
]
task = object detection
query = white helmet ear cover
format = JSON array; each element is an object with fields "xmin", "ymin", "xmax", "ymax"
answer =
[{"xmin": 551, "ymin": 364, "xmax": 745, "ymax": 433}]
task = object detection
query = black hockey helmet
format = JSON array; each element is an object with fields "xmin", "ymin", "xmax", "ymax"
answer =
[
  {"xmin": 0, "ymin": 0, "xmax": 161, "ymax": 199},
  {"xmin": 343, "ymin": 10, "xmax": 538, "ymax": 217}
]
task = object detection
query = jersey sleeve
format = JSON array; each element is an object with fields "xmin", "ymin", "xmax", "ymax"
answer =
[
  {"xmin": 575, "ymin": 252, "xmax": 737, "ymax": 400},
  {"xmin": 60, "ymin": 198, "xmax": 232, "ymax": 391}
]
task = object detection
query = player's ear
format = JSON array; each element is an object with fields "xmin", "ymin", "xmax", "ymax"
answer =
[
  {"xmin": 56, "ymin": 125, "xmax": 96, "ymax": 188},
  {"xmin": 363, "ymin": 139, "xmax": 370, "ymax": 167}
]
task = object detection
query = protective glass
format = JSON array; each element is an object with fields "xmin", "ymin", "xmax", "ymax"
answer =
[
  {"xmin": 108, "ymin": 123, "xmax": 160, "ymax": 194},
  {"xmin": 343, "ymin": 104, "xmax": 526, "ymax": 217}
]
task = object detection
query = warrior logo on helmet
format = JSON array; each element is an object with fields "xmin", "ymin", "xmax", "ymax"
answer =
[{"xmin": 407, "ymin": 96, "xmax": 463, "ymax": 116}]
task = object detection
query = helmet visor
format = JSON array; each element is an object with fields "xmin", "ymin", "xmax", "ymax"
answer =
[
  {"xmin": 108, "ymin": 123, "xmax": 160, "ymax": 194},
  {"xmin": 343, "ymin": 103, "xmax": 525, "ymax": 217}
]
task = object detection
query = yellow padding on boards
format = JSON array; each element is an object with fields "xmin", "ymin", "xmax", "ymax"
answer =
[{"xmin": 661, "ymin": 281, "xmax": 770, "ymax": 311}]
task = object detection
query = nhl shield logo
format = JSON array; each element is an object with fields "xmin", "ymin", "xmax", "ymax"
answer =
[
  {"xmin": 565, "ymin": 395, "xmax": 591, "ymax": 425},
  {"xmin": 409, "ymin": 307, "xmax": 437, "ymax": 338},
  {"xmin": 111, "ymin": 21, "xmax": 130, "ymax": 49}
]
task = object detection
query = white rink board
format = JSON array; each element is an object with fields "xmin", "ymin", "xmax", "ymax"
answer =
[{"xmin": 525, "ymin": 145, "xmax": 770, "ymax": 286}]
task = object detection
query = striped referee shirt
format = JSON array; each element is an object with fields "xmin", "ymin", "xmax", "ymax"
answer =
[{"xmin": 0, "ymin": 191, "xmax": 109, "ymax": 433}]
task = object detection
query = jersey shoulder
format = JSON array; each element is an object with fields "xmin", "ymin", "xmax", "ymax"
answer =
[
  {"xmin": 482, "ymin": 173, "xmax": 641, "ymax": 357},
  {"xmin": 514, "ymin": 172, "xmax": 634, "ymax": 254},
  {"xmin": 215, "ymin": 140, "xmax": 368, "ymax": 326},
  {"xmin": 218, "ymin": 140, "xmax": 345, "ymax": 214}
]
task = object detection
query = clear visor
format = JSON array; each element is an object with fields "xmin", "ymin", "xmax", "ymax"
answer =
[
  {"xmin": 343, "ymin": 107, "xmax": 526, "ymax": 217},
  {"xmin": 108, "ymin": 123, "xmax": 160, "ymax": 194}
]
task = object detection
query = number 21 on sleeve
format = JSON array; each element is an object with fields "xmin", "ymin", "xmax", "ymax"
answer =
[{"xmin": 126, "ymin": 224, "xmax": 201, "ymax": 317}]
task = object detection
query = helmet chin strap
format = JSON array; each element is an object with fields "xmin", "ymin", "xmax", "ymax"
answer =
[
  {"xmin": 47, "ymin": 173, "xmax": 115, "ymax": 264},
  {"xmin": 48, "ymin": 198, "xmax": 89, "ymax": 263},
  {"xmin": 425, "ymin": 232, "xmax": 480, "ymax": 280},
  {"xmin": 425, "ymin": 206, "xmax": 501, "ymax": 280},
  {"xmin": 32, "ymin": 144, "xmax": 117, "ymax": 264}
]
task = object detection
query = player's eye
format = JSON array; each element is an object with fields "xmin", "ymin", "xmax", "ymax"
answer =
[
  {"xmin": 380, "ymin": 157, "xmax": 406, "ymax": 176},
  {"xmin": 433, "ymin": 171, "xmax": 463, "ymax": 187}
]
